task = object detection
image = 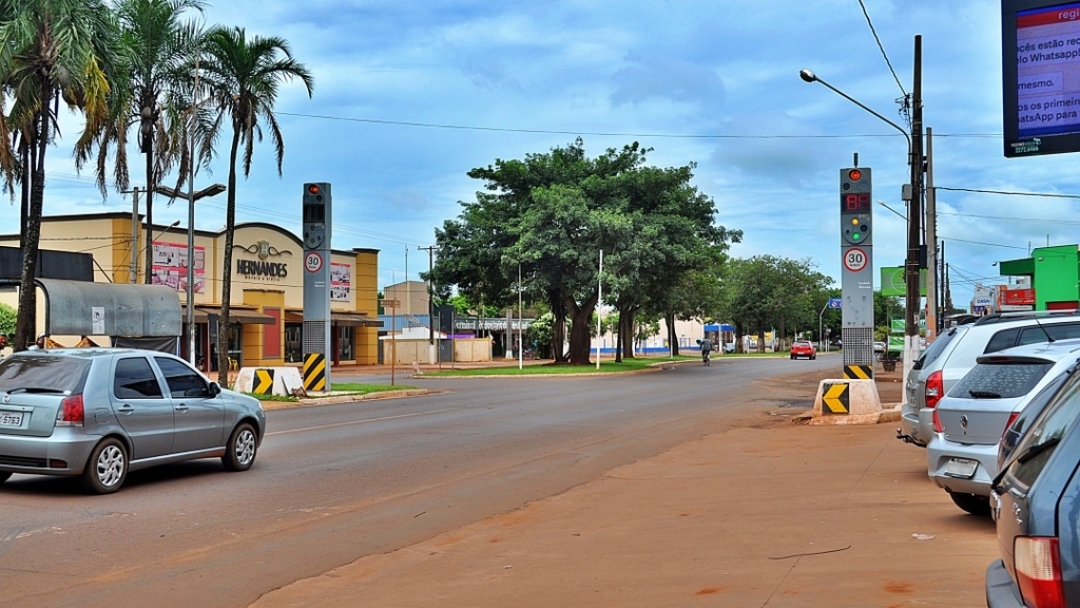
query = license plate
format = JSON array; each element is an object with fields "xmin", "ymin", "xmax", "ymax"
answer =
[
  {"xmin": 944, "ymin": 457, "xmax": 978, "ymax": 479},
  {"xmin": 0, "ymin": 411, "xmax": 24, "ymax": 427}
]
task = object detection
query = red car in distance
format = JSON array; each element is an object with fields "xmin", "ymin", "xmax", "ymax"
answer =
[{"xmin": 790, "ymin": 340, "xmax": 817, "ymax": 360}]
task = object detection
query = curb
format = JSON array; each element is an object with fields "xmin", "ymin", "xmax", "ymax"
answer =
[{"xmin": 261, "ymin": 388, "xmax": 431, "ymax": 410}]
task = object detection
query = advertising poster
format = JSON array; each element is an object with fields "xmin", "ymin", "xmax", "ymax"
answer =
[
  {"xmin": 330, "ymin": 262, "xmax": 351, "ymax": 302},
  {"xmin": 151, "ymin": 241, "xmax": 205, "ymax": 293}
]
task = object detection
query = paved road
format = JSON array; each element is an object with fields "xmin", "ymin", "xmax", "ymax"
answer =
[{"xmin": 0, "ymin": 357, "xmax": 825, "ymax": 608}]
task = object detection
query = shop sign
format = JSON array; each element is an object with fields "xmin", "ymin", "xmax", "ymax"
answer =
[
  {"xmin": 1000, "ymin": 288, "xmax": 1036, "ymax": 306},
  {"xmin": 235, "ymin": 239, "xmax": 292, "ymax": 280}
]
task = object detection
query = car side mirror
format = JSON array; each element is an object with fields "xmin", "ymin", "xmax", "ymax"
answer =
[{"xmin": 208, "ymin": 382, "xmax": 222, "ymax": 397}]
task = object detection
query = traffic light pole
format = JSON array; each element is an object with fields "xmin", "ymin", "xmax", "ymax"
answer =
[{"xmin": 904, "ymin": 36, "xmax": 924, "ymax": 380}]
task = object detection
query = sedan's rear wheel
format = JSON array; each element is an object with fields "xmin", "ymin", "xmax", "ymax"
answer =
[
  {"xmin": 80, "ymin": 438, "xmax": 128, "ymax": 495},
  {"xmin": 222, "ymin": 422, "xmax": 258, "ymax": 472},
  {"xmin": 949, "ymin": 491, "xmax": 991, "ymax": 516}
]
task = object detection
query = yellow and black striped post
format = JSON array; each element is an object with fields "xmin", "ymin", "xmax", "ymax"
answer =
[
  {"xmin": 843, "ymin": 364, "xmax": 873, "ymax": 380},
  {"xmin": 303, "ymin": 353, "xmax": 327, "ymax": 392}
]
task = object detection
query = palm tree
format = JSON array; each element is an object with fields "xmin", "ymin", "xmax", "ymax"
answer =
[
  {"xmin": 0, "ymin": 0, "xmax": 125, "ymax": 350},
  {"xmin": 75, "ymin": 0, "xmax": 205, "ymax": 284},
  {"xmin": 198, "ymin": 26, "xmax": 313, "ymax": 383}
]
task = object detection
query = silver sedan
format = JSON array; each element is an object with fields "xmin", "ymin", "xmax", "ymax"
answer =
[{"xmin": 0, "ymin": 347, "xmax": 265, "ymax": 494}]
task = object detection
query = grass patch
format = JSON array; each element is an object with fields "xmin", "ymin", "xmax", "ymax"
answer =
[{"xmin": 245, "ymin": 382, "xmax": 419, "ymax": 403}]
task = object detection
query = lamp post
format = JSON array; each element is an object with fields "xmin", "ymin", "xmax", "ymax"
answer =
[
  {"xmin": 799, "ymin": 48, "xmax": 925, "ymax": 378},
  {"xmin": 154, "ymin": 183, "xmax": 226, "ymax": 365}
]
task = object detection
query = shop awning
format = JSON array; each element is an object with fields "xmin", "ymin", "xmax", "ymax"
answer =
[
  {"xmin": 282, "ymin": 309, "xmax": 381, "ymax": 327},
  {"xmin": 181, "ymin": 305, "xmax": 275, "ymax": 325},
  {"xmin": 331, "ymin": 311, "xmax": 382, "ymax": 327}
]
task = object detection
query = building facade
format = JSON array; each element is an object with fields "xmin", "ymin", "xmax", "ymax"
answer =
[{"xmin": 0, "ymin": 212, "xmax": 381, "ymax": 371}]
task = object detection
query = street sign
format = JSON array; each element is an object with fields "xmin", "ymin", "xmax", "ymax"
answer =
[
  {"xmin": 843, "ymin": 247, "xmax": 868, "ymax": 272},
  {"xmin": 828, "ymin": 298, "xmax": 842, "ymax": 309},
  {"xmin": 305, "ymin": 251, "xmax": 323, "ymax": 273}
]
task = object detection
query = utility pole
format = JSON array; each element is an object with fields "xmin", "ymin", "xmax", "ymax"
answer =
[
  {"xmin": 122, "ymin": 187, "xmax": 143, "ymax": 283},
  {"xmin": 925, "ymin": 127, "xmax": 937, "ymax": 343},
  {"xmin": 904, "ymin": 35, "xmax": 924, "ymax": 379},
  {"xmin": 418, "ymin": 245, "xmax": 438, "ymax": 364}
]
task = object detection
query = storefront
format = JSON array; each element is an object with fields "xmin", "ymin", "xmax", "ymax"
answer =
[{"xmin": 0, "ymin": 213, "xmax": 382, "ymax": 370}]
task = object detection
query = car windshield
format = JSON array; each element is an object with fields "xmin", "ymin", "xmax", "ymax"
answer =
[
  {"xmin": 0, "ymin": 354, "xmax": 90, "ymax": 394},
  {"xmin": 948, "ymin": 361, "xmax": 1053, "ymax": 399}
]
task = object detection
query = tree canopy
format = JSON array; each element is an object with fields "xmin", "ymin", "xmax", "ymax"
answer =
[{"xmin": 429, "ymin": 139, "xmax": 740, "ymax": 364}]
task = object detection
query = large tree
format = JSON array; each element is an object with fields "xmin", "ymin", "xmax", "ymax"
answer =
[
  {"xmin": 723, "ymin": 255, "xmax": 832, "ymax": 351},
  {"xmin": 0, "ymin": 0, "xmax": 124, "ymax": 350},
  {"xmin": 198, "ymin": 26, "xmax": 313, "ymax": 383},
  {"xmin": 75, "ymin": 0, "xmax": 205, "ymax": 283}
]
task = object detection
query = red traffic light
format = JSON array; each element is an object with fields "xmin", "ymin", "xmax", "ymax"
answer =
[
  {"xmin": 307, "ymin": 184, "xmax": 321, "ymax": 195},
  {"xmin": 848, "ymin": 169, "xmax": 862, "ymax": 181}
]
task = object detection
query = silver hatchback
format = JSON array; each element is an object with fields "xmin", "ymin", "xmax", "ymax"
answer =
[
  {"xmin": 927, "ymin": 340, "xmax": 1080, "ymax": 515},
  {"xmin": 0, "ymin": 348, "xmax": 266, "ymax": 494}
]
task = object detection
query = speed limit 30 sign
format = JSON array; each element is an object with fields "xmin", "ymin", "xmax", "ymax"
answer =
[
  {"xmin": 305, "ymin": 251, "xmax": 324, "ymax": 273},
  {"xmin": 843, "ymin": 247, "xmax": 868, "ymax": 272}
]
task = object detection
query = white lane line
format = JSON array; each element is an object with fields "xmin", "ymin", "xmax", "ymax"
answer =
[{"xmin": 266, "ymin": 407, "xmax": 458, "ymax": 436}]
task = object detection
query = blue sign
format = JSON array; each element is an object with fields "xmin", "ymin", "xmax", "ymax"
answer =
[{"xmin": 828, "ymin": 298, "xmax": 842, "ymax": 309}]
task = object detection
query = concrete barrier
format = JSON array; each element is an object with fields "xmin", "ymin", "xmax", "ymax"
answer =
[
  {"xmin": 233, "ymin": 366, "xmax": 306, "ymax": 397},
  {"xmin": 810, "ymin": 378, "xmax": 884, "ymax": 425}
]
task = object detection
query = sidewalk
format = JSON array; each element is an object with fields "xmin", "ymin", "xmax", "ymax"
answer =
[{"xmin": 250, "ymin": 363, "xmax": 995, "ymax": 608}]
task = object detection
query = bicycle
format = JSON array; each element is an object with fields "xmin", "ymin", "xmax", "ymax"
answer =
[{"xmin": 702, "ymin": 350, "xmax": 711, "ymax": 366}]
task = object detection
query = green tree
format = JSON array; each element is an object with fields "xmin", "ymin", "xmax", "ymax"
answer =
[
  {"xmin": 0, "ymin": 0, "xmax": 124, "ymax": 350},
  {"xmin": 198, "ymin": 26, "xmax": 313, "ymax": 383},
  {"xmin": 76, "ymin": 0, "xmax": 205, "ymax": 283},
  {"xmin": 0, "ymin": 302, "xmax": 15, "ymax": 336},
  {"xmin": 723, "ymin": 255, "xmax": 832, "ymax": 352}
]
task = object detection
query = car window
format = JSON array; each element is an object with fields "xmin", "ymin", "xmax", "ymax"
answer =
[
  {"xmin": 913, "ymin": 327, "xmax": 962, "ymax": 370},
  {"xmin": 1021, "ymin": 322, "xmax": 1080, "ymax": 344},
  {"xmin": 1002, "ymin": 371, "xmax": 1071, "ymax": 458},
  {"xmin": 0, "ymin": 355, "xmax": 89, "ymax": 393},
  {"xmin": 1008, "ymin": 371, "xmax": 1080, "ymax": 487},
  {"xmin": 155, "ymin": 357, "xmax": 209, "ymax": 398},
  {"xmin": 983, "ymin": 328, "xmax": 1021, "ymax": 353},
  {"xmin": 114, "ymin": 357, "xmax": 164, "ymax": 400},
  {"xmin": 949, "ymin": 361, "xmax": 1053, "ymax": 399}
]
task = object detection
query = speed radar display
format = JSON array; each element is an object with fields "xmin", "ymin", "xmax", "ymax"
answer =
[{"xmin": 1002, "ymin": 0, "xmax": 1080, "ymax": 157}]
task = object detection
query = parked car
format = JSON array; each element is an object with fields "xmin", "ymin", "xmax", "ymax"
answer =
[
  {"xmin": 898, "ymin": 311, "xmax": 1080, "ymax": 447},
  {"xmin": 926, "ymin": 339, "xmax": 1080, "ymax": 515},
  {"xmin": 874, "ymin": 341, "xmax": 886, "ymax": 353},
  {"xmin": 0, "ymin": 348, "xmax": 266, "ymax": 494},
  {"xmin": 790, "ymin": 340, "xmax": 816, "ymax": 360},
  {"xmin": 986, "ymin": 356, "xmax": 1080, "ymax": 607}
]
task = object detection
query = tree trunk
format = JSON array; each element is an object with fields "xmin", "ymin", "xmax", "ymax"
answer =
[
  {"xmin": 666, "ymin": 312, "xmax": 678, "ymax": 357},
  {"xmin": 614, "ymin": 311, "xmax": 622, "ymax": 363},
  {"xmin": 565, "ymin": 292, "xmax": 598, "ymax": 365},
  {"xmin": 144, "ymin": 144, "xmax": 155, "ymax": 284},
  {"xmin": 15, "ymin": 102, "xmax": 49, "ymax": 351},
  {"xmin": 217, "ymin": 127, "xmax": 242, "ymax": 385}
]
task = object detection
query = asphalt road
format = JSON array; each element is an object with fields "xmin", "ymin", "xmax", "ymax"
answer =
[{"xmin": 0, "ymin": 356, "xmax": 827, "ymax": 608}]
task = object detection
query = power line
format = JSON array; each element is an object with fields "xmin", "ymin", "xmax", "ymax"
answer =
[
  {"xmin": 858, "ymin": 0, "xmax": 907, "ymax": 98},
  {"xmin": 937, "ymin": 186, "xmax": 1080, "ymax": 200}
]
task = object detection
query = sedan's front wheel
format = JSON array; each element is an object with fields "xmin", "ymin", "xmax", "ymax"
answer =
[
  {"xmin": 81, "ymin": 438, "xmax": 128, "ymax": 495},
  {"xmin": 949, "ymin": 491, "xmax": 991, "ymax": 516},
  {"xmin": 222, "ymin": 422, "xmax": 258, "ymax": 472}
]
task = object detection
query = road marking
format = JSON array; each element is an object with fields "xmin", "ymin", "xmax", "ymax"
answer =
[{"xmin": 266, "ymin": 407, "xmax": 458, "ymax": 436}]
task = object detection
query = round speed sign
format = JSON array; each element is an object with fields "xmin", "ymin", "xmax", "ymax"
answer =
[
  {"xmin": 305, "ymin": 251, "xmax": 324, "ymax": 273},
  {"xmin": 843, "ymin": 247, "xmax": 868, "ymax": 272}
]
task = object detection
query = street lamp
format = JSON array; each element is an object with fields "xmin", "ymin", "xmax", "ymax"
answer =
[
  {"xmin": 799, "ymin": 62, "xmax": 925, "ymax": 376},
  {"xmin": 153, "ymin": 183, "xmax": 226, "ymax": 365}
]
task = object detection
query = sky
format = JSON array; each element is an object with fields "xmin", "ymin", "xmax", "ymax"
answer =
[{"xmin": 6, "ymin": 0, "xmax": 1077, "ymax": 309}]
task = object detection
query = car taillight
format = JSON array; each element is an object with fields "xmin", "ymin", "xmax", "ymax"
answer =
[
  {"xmin": 1015, "ymin": 536, "xmax": 1065, "ymax": 608},
  {"xmin": 925, "ymin": 370, "xmax": 944, "ymax": 409},
  {"xmin": 933, "ymin": 409, "xmax": 943, "ymax": 433},
  {"xmin": 1002, "ymin": 412, "xmax": 1020, "ymax": 438},
  {"xmin": 56, "ymin": 394, "xmax": 84, "ymax": 427}
]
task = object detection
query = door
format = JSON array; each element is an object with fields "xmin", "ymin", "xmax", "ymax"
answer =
[
  {"xmin": 110, "ymin": 356, "xmax": 174, "ymax": 460},
  {"xmin": 155, "ymin": 356, "xmax": 225, "ymax": 453}
]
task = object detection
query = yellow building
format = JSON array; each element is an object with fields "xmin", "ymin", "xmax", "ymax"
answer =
[{"xmin": 0, "ymin": 212, "xmax": 381, "ymax": 372}]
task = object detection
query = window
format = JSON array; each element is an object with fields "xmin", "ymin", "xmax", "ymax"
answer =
[
  {"xmin": 0, "ymin": 355, "xmax": 89, "ymax": 393},
  {"xmin": 913, "ymin": 326, "xmax": 963, "ymax": 370},
  {"xmin": 983, "ymin": 328, "xmax": 1020, "ymax": 353},
  {"xmin": 114, "ymin": 357, "xmax": 164, "ymax": 399},
  {"xmin": 155, "ymin": 357, "xmax": 208, "ymax": 398},
  {"xmin": 949, "ymin": 361, "xmax": 1053, "ymax": 399},
  {"xmin": 1008, "ymin": 372, "xmax": 1080, "ymax": 487}
]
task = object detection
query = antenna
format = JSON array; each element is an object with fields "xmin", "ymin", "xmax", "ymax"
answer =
[{"xmin": 1032, "ymin": 316, "xmax": 1056, "ymax": 344}]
